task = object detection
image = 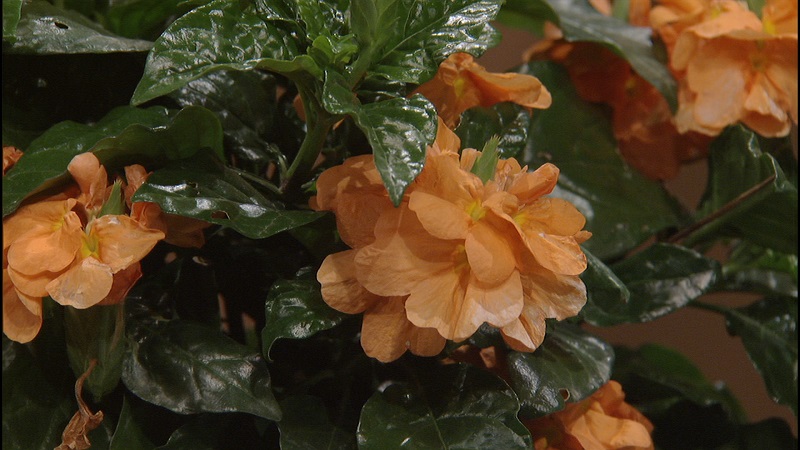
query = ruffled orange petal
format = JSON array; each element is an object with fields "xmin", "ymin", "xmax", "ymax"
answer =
[
  {"xmin": 409, "ymin": 191, "xmax": 471, "ymax": 240},
  {"xmin": 97, "ymin": 262, "xmax": 143, "ymax": 306},
  {"xmin": 359, "ymin": 296, "xmax": 443, "ymax": 362},
  {"xmin": 6, "ymin": 210, "xmax": 83, "ymax": 275},
  {"xmin": 569, "ymin": 406, "xmax": 653, "ymax": 449},
  {"xmin": 92, "ymin": 215, "xmax": 165, "ymax": 273},
  {"xmin": 67, "ymin": 152, "xmax": 109, "ymax": 210},
  {"xmin": 465, "ymin": 219, "xmax": 517, "ymax": 284},
  {"xmin": 3, "ymin": 146, "xmax": 23, "ymax": 174},
  {"xmin": 523, "ymin": 269, "xmax": 587, "ymax": 321},
  {"xmin": 463, "ymin": 270, "xmax": 523, "ymax": 329},
  {"xmin": 3, "ymin": 269, "xmax": 43, "ymax": 343},
  {"xmin": 6, "ymin": 265, "xmax": 58, "ymax": 297},
  {"xmin": 318, "ymin": 250, "xmax": 380, "ymax": 314},
  {"xmin": 47, "ymin": 257, "xmax": 114, "ymax": 309},
  {"xmin": 3, "ymin": 199, "xmax": 79, "ymax": 252},
  {"xmin": 507, "ymin": 163, "xmax": 560, "ymax": 204}
]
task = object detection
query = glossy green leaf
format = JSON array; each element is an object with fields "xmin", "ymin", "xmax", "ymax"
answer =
[
  {"xmin": 132, "ymin": 151, "xmax": 324, "ymax": 238},
  {"xmin": 105, "ymin": 0, "xmax": 189, "ymax": 40},
  {"xmin": 722, "ymin": 241, "xmax": 798, "ymax": 298},
  {"xmin": 357, "ymin": 363, "xmax": 531, "ymax": 449},
  {"xmin": 367, "ymin": 0, "xmax": 503, "ymax": 85},
  {"xmin": 109, "ymin": 397, "xmax": 156, "ymax": 450},
  {"xmin": 507, "ymin": 322, "xmax": 614, "ymax": 418},
  {"xmin": 578, "ymin": 249, "xmax": 633, "ymax": 326},
  {"xmin": 691, "ymin": 126, "xmax": 798, "ymax": 254},
  {"xmin": 722, "ymin": 296, "xmax": 798, "ymax": 416},
  {"xmin": 530, "ymin": 0, "xmax": 677, "ymax": 110},
  {"xmin": 2, "ymin": 0, "xmax": 22, "ymax": 42},
  {"xmin": 155, "ymin": 415, "xmax": 231, "ymax": 450},
  {"xmin": 7, "ymin": 0, "xmax": 152, "ymax": 54},
  {"xmin": 262, "ymin": 278, "xmax": 348, "ymax": 361},
  {"xmin": 64, "ymin": 304, "xmax": 127, "ymax": 401},
  {"xmin": 455, "ymin": 102, "xmax": 531, "ymax": 160},
  {"xmin": 2, "ymin": 337, "xmax": 75, "ymax": 450},
  {"xmin": 496, "ymin": 0, "xmax": 558, "ymax": 37},
  {"xmin": 279, "ymin": 395, "xmax": 356, "ymax": 449},
  {"xmin": 2, "ymin": 105, "xmax": 171, "ymax": 217},
  {"xmin": 122, "ymin": 319, "xmax": 282, "ymax": 420},
  {"xmin": 520, "ymin": 61, "xmax": 685, "ymax": 260},
  {"xmin": 610, "ymin": 243, "xmax": 720, "ymax": 322},
  {"xmin": 131, "ymin": 0, "xmax": 318, "ymax": 105},
  {"xmin": 169, "ymin": 70, "xmax": 283, "ymax": 175},
  {"xmin": 613, "ymin": 344, "xmax": 746, "ymax": 422}
]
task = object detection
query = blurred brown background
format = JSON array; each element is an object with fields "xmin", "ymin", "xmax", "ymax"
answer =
[{"xmin": 478, "ymin": 23, "xmax": 797, "ymax": 435}]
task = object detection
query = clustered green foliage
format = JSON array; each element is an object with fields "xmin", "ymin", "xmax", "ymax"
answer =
[{"xmin": 2, "ymin": 0, "xmax": 797, "ymax": 448}]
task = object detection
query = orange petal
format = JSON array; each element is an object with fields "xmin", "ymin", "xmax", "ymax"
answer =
[
  {"xmin": 407, "ymin": 326, "xmax": 447, "ymax": 357},
  {"xmin": 409, "ymin": 191, "xmax": 471, "ymax": 240},
  {"xmin": 3, "ymin": 199, "xmax": 78, "ymax": 252},
  {"xmin": 360, "ymin": 296, "xmax": 416, "ymax": 362},
  {"xmin": 500, "ymin": 313, "xmax": 546, "ymax": 352},
  {"xmin": 6, "ymin": 210, "xmax": 83, "ymax": 275},
  {"xmin": 92, "ymin": 215, "xmax": 165, "ymax": 273},
  {"xmin": 67, "ymin": 152, "xmax": 108, "ymax": 210},
  {"xmin": 508, "ymin": 163, "xmax": 560, "ymax": 204},
  {"xmin": 405, "ymin": 269, "xmax": 470, "ymax": 340},
  {"xmin": 3, "ymin": 269, "xmax": 43, "ymax": 343},
  {"xmin": 318, "ymin": 250, "xmax": 379, "ymax": 314},
  {"xmin": 522, "ymin": 270, "xmax": 587, "ymax": 321},
  {"xmin": 47, "ymin": 257, "xmax": 114, "ymax": 309},
  {"xmin": 465, "ymin": 219, "xmax": 517, "ymax": 285},
  {"xmin": 569, "ymin": 408, "xmax": 653, "ymax": 449},
  {"xmin": 7, "ymin": 265, "xmax": 60, "ymax": 298},
  {"xmin": 97, "ymin": 262, "xmax": 143, "ymax": 305},
  {"xmin": 463, "ymin": 270, "xmax": 524, "ymax": 329}
]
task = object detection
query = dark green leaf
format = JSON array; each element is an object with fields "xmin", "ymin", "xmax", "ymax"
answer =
[
  {"xmin": 109, "ymin": 397, "xmax": 156, "ymax": 450},
  {"xmin": 64, "ymin": 305, "xmax": 127, "ymax": 401},
  {"xmin": 544, "ymin": 0, "xmax": 677, "ymax": 110},
  {"xmin": 2, "ymin": 0, "xmax": 22, "ymax": 42},
  {"xmin": 507, "ymin": 322, "xmax": 614, "ymax": 418},
  {"xmin": 131, "ymin": 0, "xmax": 318, "ymax": 105},
  {"xmin": 496, "ymin": 0, "xmax": 558, "ymax": 37},
  {"xmin": 520, "ymin": 61, "xmax": 685, "ymax": 260},
  {"xmin": 722, "ymin": 241, "xmax": 798, "ymax": 298},
  {"xmin": 7, "ymin": 0, "xmax": 152, "ymax": 54},
  {"xmin": 262, "ymin": 278, "xmax": 348, "ymax": 361},
  {"xmin": 455, "ymin": 102, "xmax": 531, "ymax": 160},
  {"xmin": 155, "ymin": 415, "xmax": 231, "ymax": 450},
  {"xmin": 367, "ymin": 0, "xmax": 503, "ymax": 85},
  {"xmin": 715, "ymin": 418, "xmax": 798, "ymax": 450},
  {"xmin": 279, "ymin": 395, "xmax": 356, "ymax": 449},
  {"xmin": 2, "ymin": 105, "xmax": 171, "ymax": 217},
  {"xmin": 610, "ymin": 243, "xmax": 720, "ymax": 322},
  {"xmin": 105, "ymin": 0, "xmax": 189, "ymax": 40},
  {"xmin": 132, "ymin": 151, "xmax": 325, "ymax": 238},
  {"xmin": 169, "ymin": 70, "xmax": 283, "ymax": 175},
  {"xmin": 357, "ymin": 363, "xmax": 531, "ymax": 449},
  {"xmin": 691, "ymin": 126, "xmax": 798, "ymax": 254},
  {"xmin": 613, "ymin": 344, "xmax": 747, "ymax": 422},
  {"xmin": 2, "ymin": 337, "xmax": 75, "ymax": 450},
  {"xmin": 722, "ymin": 296, "xmax": 798, "ymax": 416},
  {"xmin": 578, "ymin": 249, "xmax": 633, "ymax": 326},
  {"xmin": 122, "ymin": 319, "xmax": 282, "ymax": 420}
]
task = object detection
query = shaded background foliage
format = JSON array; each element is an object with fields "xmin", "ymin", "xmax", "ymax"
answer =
[{"xmin": 2, "ymin": 0, "xmax": 797, "ymax": 448}]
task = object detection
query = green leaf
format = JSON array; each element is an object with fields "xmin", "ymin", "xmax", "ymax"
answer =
[
  {"xmin": 132, "ymin": 151, "xmax": 325, "ymax": 238},
  {"xmin": 613, "ymin": 344, "xmax": 747, "ymax": 422},
  {"xmin": 2, "ymin": 337, "xmax": 75, "ymax": 450},
  {"xmin": 357, "ymin": 363, "xmax": 531, "ymax": 449},
  {"xmin": 722, "ymin": 296, "xmax": 798, "ymax": 416},
  {"xmin": 131, "ymin": 0, "xmax": 318, "ymax": 105},
  {"xmin": 122, "ymin": 319, "xmax": 282, "ymax": 420},
  {"xmin": 520, "ymin": 61, "xmax": 685, "ymax": 260},
  {"xmin": 455, "ymin": 102, "xmax": 532, "ymax": 160},
  {"xmin": 507, "ymin": 322, "xmax": 614, "ymax": 418},
  {"xmin": 155, "ymin": 415, "xmax": 231, "ymax": 450},
  {"xmin": 542, "ymin": 0, "xmax": 677, "ymax": 110},
  {"xmin": 368, "ymin": 0, "xmax": 503, "ymax": 85},
  {"xmin": 279, "ymin": 395, "xmax": 356, "ymax": 449},
  {"xmin": 722, "ymin": 241, "xmax": 798, "ymax": 298},
  {"xmin": 2, "ymin": 0, "xmax": 22, "ymax": 42},
  {"xmin": 169, "ymin": 69, "xmax": 283, "ymax": 175},
  {"xmin": 262, "ymin": 278, "xmax": 348, "ymax": 361},
  {"xmin": 579, "ymin": 249, "xmax": 633, "ymax": 326},
  {"xmin": 64, "ymin": 304, "xmax": 127, "ymax": 401},
  {"xmin": 2, "ymin": 105, "xmax": 169, "ymax": 217},
  {"xmin": 716, "ymin": 418, "xmax": 798, "ymax": 450},
  {"xmin": 7, "ymin": 0, "xmax": 152, "ymax": 54},
  {"xmin": 109, "ymin": 397, "xmax": 156, "ymax": 450},
  {"xmin": 496, "ymin": 0, "xmax": 558, "ymax": 37},
  {"xmin": 471, "ymin": 135, "xmax": 501, "ymax": 183},
  {"xmin": 609, "ymin": 243, "xmax": 720, "ymax": 322},
  {"xmin": 105, "ymin": 0, "xmax": 190, "ymax": 40},
  {"xmin": 691, "ymin": 126, "xmax": 798, "ymax": 254},
  {"xmin": 2, "ymin": 105, "xmax": 223, "ymax": 218}
]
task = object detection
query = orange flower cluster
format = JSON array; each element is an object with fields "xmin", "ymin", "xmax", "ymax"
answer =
[
  {"xmin": 312, "ymin": 120, "xmax": 590, "ymax": 362},
  {"xmin": 413, "ymin": 53, "xmax": 553, "ymax": 128},
  {"xmin": 3, "ymin": 152, "xmax": 206, "ymax": 343},
  {"xmin": 652, "ymin": 0, "xmax": 798, "ymax": 137}
]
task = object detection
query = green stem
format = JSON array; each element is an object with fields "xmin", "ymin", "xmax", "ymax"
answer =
[
  {"xmin": 231, "ymin": 168, "xmax": 282, "ymax": 196},
  {"xmin": 282, "ymin": 112, "xmax": 335, "ymax": 194}
]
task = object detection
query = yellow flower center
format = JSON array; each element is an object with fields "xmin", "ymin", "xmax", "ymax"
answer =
[
  {"xmin": 465, "ymin": 199, "xmax": 486, "ymax": 222},
  {"xmin": 763, "ymin": 18, "xmax": 777, "ymax": 35},
  {"xmin": 453, "ymin": 76, "xmax": 468, "ymax": 99},
  {"xmin": 80, "ymin": 227, "xmax": 101, "ymax": 260}
]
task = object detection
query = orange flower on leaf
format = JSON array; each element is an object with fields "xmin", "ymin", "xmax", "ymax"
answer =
[{"xmin": 413, "ymin": 53, "xmax": 552, "ymax": 128}]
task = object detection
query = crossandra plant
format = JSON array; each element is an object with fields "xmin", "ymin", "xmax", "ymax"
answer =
[{"xmin": 2, "ymin": 0, "xmax": 797, "ymax": 448}]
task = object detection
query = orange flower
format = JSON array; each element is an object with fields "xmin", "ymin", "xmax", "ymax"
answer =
[
  {"xmin": 314, "ymin": 122, "xmax": 589, "ymax": 359},
  {"xmin": 3, "ymin": 268, "xmax": 43, "ymax": 343},
  {"xmin": 413, "ymin": 53, "xmax": 552, "ymax": 128},
  {"xmin": 525, "ymin": 381, "xmax": 655, "ymax": 450},
  {"xmin": 3, "ymin": 146, "xmax": 23, "ymax": 174},
  {"xmin": 762, "ymin": 0, "xmax": 798, "ymax": 35},
  {"xmin": 670, "ymin": 12, "xmax": 798, "ymax": 136}
]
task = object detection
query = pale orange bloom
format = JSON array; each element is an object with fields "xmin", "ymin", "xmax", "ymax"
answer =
[
  {"xmin": 413, "ymin": 53, "xmax": 552, "ymax": 128},
  {"xmin": 670, "ymin": 15, "xmax": 798, "ymax": 136},
  {"xmin": 3, "ymin": 268, "xmax": 43, "ymax": 343},
  {"xmin": 3, "ymin": 146, "xmax": 23, "ymax": 174},
  {"xmin": 525, "ymin": 381, "xmax": 655, "ymax": 450},
  {"xmin": 762, "ymin": 0, "xmax": 798, "ymax": 35},
  {"xmin": 650, "ymin": 0, "xmax": 753, "ymax": 52}
]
